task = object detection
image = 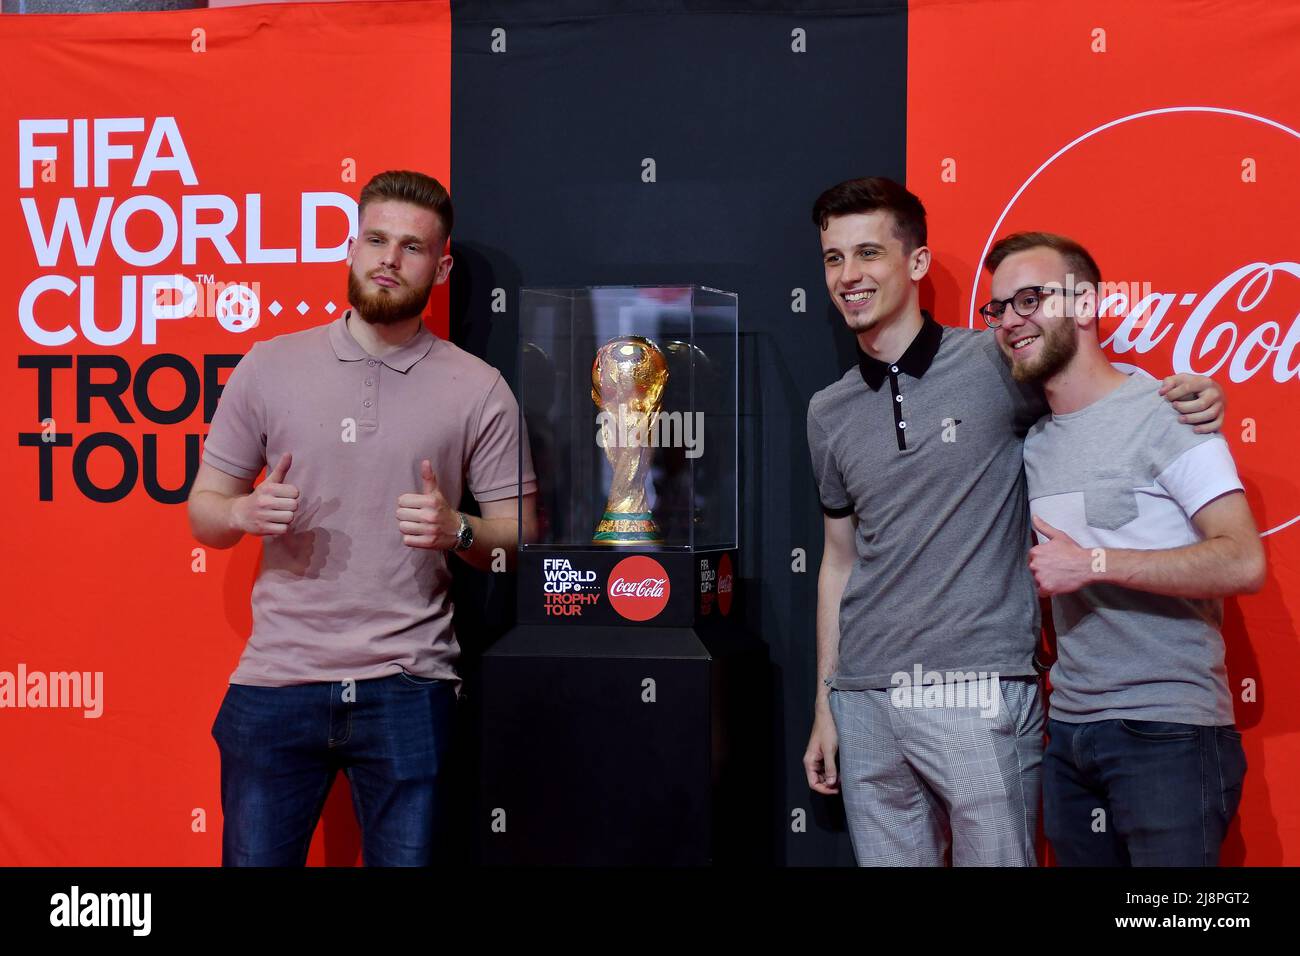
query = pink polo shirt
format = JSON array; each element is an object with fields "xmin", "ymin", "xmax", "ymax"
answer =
[{"xmin": 202, "ymin": 311, "xmax": 537, "ymax": 689}]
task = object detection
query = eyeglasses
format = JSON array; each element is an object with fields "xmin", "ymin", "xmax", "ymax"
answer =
[{"xmin": 979, "ymin": 286, "xmax": 1079, "ymax": 328}]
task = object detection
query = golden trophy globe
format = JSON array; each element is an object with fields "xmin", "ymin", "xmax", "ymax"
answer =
[{"xmin": 591, "ymin": 335, "xmax": 669, "ymax": 545}]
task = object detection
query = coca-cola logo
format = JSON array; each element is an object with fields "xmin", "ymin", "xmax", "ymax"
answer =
[
  {"xmin": 609, "ymin": 576, "xmax": 667, "ymax": 598},
  {"xmin": 717, "ymin": 552, "xmax": 733, "ymax": 617},
  {"xmin": 970, "ymin": 107, "xmax": 1300, "ymax": 537},
  {"xmin": 607, "ymin": 555, "xmax": 671, "ymax": 621}
]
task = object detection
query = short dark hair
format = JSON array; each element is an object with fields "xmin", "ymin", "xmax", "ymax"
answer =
[
  {"xmin": 358, "ymin": 169, "xmax": 454, "ymax": 242},
  {"xmin": 983, "ymin": 231, "xmax": 1101, "ymax": 288},
  {"xmin": 811, "ymin": 177, "xmax": 927, "ymax": 252}
]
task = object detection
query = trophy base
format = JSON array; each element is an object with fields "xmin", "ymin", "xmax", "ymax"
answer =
[{"xmin": 592, "ymin": 511, "xmax": 664, "ymax": 545}]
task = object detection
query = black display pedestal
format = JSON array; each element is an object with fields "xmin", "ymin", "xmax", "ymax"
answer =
[{"xmin": 478, "ymin": 622, "xmax": 769, "ymax": 866}]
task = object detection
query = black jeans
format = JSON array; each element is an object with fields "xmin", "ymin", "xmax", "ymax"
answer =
[{"xmin": 1044, "ymin": 717, "xmax": 1246, "ymax": 866}]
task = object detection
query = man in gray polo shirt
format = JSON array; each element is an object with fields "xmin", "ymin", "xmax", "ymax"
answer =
[
  {"xmin": 801, "ymin": 178, "xmax": 1225, "ymax": 866},
  {"xmin": 188, "ymin": 170, "xmax": 537, "ymax": 866},
  {"xmin": 984, "ymin": 231, "xmax": 1263, "ymax": 865}
]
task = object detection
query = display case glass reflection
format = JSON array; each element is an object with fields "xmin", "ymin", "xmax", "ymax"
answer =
[{"xmin": 519, "ymin": 286, "xmax": 738, "ymax": 552}]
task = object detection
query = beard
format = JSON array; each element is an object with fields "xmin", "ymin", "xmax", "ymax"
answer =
[
  {"xmin": 844, "ymin": 310, "xmax": 881, "ymax": 333},
  {"xmin": 839, "ymin": 293, "xmax": 891, "ymax": 334},
  {"xmin": 347, "ymin": 267, "xmax": 434, "ymax": 326},
  {"xmin": 1008, "ymin": 318, "xmax": 1079, "ymax": 383}
]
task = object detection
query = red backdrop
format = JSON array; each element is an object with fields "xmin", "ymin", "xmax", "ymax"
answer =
[
  {"xmin": 0, "ymin": 0, "xmax": 451, "ymax": 865},
  {"xmin": 908, "ymin": 0, "xmax": 1300, "ymax": 864},
  {"xmin": 2, "ymin": 0, "xmax": 1295, "ymax": 867}
]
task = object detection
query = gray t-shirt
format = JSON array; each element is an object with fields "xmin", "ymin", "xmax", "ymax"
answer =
[
  {"xmin": 807, "ymin": 314, "xmax": 1047, "ymax": 689},
  {"xmin": 1023, "ymin": 373, "xmax": 1244, "ymax": 725}
]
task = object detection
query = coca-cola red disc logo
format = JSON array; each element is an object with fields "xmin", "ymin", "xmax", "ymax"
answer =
[
  {"xmin": 970, "ymin": 107, "xmax": 1300, "ymax": 538},
  {"xmin": 717, "ymin": 553, "xmax": 733, "ymax": 617},
  {"xmin": 607, "ymin": 555, "xmax": 671, "ymax": 622}
]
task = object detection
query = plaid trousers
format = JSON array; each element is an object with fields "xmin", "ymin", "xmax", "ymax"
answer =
[{"xmin": 829, "ymin": 675, "xmax": 1044, "ymax": 866}]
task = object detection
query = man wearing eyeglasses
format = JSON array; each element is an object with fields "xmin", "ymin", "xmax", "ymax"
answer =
[
  {"xmin": 802, "ymin": 178, "xmax": 1226, "ymax": 866},
  {"xmin": 983, "ymin": 232, "xmax": 1262, "ymax": 866}
]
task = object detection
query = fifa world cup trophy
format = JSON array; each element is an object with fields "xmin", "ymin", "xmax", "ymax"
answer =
[{"xmin": 591, "ymin": 336, "xmax": 669, "ymax": 544}]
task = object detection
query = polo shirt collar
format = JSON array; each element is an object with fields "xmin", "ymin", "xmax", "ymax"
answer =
[
  {"xmin": 329, "ymin": 310, "xmax": 436, "ymax": 373},
  {"xmin": 855, "ymin": 310, "xmax": 943, "ymax": 390}
]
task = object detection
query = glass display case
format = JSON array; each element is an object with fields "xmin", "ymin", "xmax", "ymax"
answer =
[
  {"xmin": 485, "ymin": 287, "xmax": 760, "ymax": 865},
  {"xmin": 518, "ymin": 285, "xmax": 737, "ymax": 552},
  {"xmin": 515, "ymin": 285, "xmax": 738, "ymax": 628}
]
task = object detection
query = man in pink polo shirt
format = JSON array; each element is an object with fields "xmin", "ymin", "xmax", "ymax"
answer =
[{"xmin": 188, "ymin": 170, "xmax": 537, "ymax": 866}]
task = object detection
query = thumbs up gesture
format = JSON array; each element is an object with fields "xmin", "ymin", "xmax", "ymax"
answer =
[
  {"xmin": 396, "ymin": 459, "xmax": 459, "ymax": 550},
  {"xmin": 232, "ymin": 452, "xmax": 300, "ymax": 536},
  {"xmin": 1028, "ymin": 515, "xmax": 1092, "ymax": 596}
]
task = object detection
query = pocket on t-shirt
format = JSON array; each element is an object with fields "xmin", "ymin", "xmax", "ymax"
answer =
[{"xmin": 1083, "ymin": 478, "xmax": 1139, "ymax": 530}]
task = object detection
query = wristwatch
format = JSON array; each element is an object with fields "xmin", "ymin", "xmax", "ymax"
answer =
[{"xmin": 453, "ymin": 512, "xmax": 474, "ymax": 551}]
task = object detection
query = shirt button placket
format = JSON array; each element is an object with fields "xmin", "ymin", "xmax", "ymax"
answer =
[
  {"xmin": 888, "ymin": 370, "xmax": 907, "ymax": 451},
  {"xmin": 361, "ymin": 359, "xmax": 379, "ymax": 426}
]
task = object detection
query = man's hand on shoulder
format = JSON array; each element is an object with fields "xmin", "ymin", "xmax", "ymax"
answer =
[{"xmin": 1159, "ymin": 373, "xmax": 1225, "ymax": 434}]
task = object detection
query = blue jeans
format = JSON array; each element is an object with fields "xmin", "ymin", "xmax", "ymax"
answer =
[
  {"xmin": 1043, "ymin": 717, "xmax": 1246, "ymax": 866},
  {"xmin": 211, "ymin": 672, "xmax": 456, "ymax": 867}
]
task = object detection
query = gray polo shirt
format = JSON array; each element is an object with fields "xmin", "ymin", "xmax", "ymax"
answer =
[
  {"xmin": 807, "ymin": 313, "xmax": 1046, "ymax": 689},
  {"xmin": 1024, "ymin": 374, "xmax": 1243, "ymax": 725},
  {"xmin": 203, "ymin": 311, "xmax": 537, "ymax": 689}
]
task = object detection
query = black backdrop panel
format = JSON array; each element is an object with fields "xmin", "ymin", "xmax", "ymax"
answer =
[{"xmin": 449, "ymin": 0, "xmax": 907, "ymax": 865}]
